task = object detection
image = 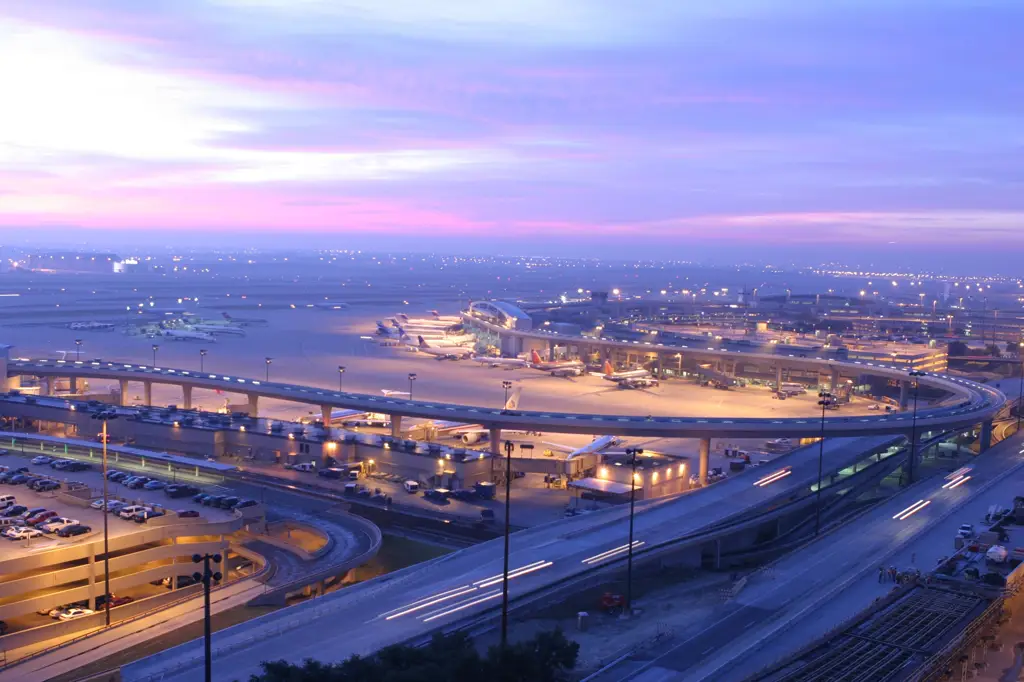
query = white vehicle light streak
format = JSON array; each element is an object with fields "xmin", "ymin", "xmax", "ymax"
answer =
[
  {"xmin": 754, "ymin": 469, "xmax": 792, "ymax": 487},
  {"xmin": 946, "ymin": 476, "xmax": 971, "ymax": 490},
  {"xmin": 421, "ymin": 590, "xmax": 503, "ymax": 623},
  {"xmin": 582, "ymin": 541, "xmax": 645, "ymax": 565},
  {"xmin": 473, "ymin": 560, "xmax": 552, "ymax": 588},
  {"xmin": 381, "ymin": 585, "xmax": 477, "ymax": 621},
  {"xmin": 893, "ymin": 499, "xmax": 931, "ymax": 520}
]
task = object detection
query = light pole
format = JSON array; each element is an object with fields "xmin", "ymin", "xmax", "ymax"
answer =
[
  {"xmin": 191, "ymin": 552, "xmax": 223, "ymax": 682},
  {"xmin": 91, "ymin": 410, "xmax": 118, "ymax": 626},
  {"xmin": 338, "ymin": 365, "xmax": 346, "ymax": 391},
  {"xmin": 264, "ymin": 357, "xmax": 272, "ymax": 382},
  {"xmin": 500, "ymin": 438, "xmax": 515, "ymax": 650},
  {"xmin": 502, "ymin": 380, "xmax": 512, "ymax": 411},
  {"xmin": 408, "ymin": 373, "xmax": 417, "ymax": 400},
  {"xmin": 151, "ymin": 344, "xmax": 159, "ymax": 367},
  {"xmin": 199, "ymin": 349, "xmax": 207, "ymax": 373},
  {"xmin": 1017, "ymin": 345, "xmax": 1023, "ymax": 435},
  {"xmin": 625, "ymin": 447, "xmax": 644, "ymax": 617},
  {"xmin": 908, "ymin": 370, "xmax": 926, "ymax": 484},
  {"xmin": 815, "ymin": 391, "xmax": 833, "ymax": 536},
  {"xmin": 75, "ymin": 339, "xmax": 82, "ymax": 362}
]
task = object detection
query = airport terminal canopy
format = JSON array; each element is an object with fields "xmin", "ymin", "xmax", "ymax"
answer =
[{"xmin": 467, "ymin": 300, "xmax": 533, "ymax": 331}]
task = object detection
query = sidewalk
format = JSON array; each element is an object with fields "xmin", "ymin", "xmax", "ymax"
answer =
[{"xmin": 0, "ymin": 578, "xmax": 264, "ymax": 682}]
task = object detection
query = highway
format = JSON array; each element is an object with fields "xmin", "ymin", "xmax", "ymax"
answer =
[
  {"xmin": 4, "ymin": 357, "xmax": 1005, "ymax": 439},
  {"xmin": 120, "ymin": 435, "xmax": 902, "ymax": 682},
  {"xmin": 596, "ymin": 432, "xmax": 1024, "ymax": 682}
]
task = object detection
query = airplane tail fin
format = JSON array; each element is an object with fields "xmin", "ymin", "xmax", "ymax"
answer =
[
  {"xmin": 396, "ymin": 313, "xmax": 409, "ymax": 322},
  {"xmin": 222, "ymin": 312, "xmax": 232, "ymax": 320},
  {"xmin": 530, "ymin": 349, "xmax": 543, "ymax": 365},
  {"xmin": 418, "ymin": 335, "xmax": 429, "ymax": 348},
  {"xmin": 603, "ymin": 360, "xmax": 615, "ymax": 375},
  {"xmin": 430, "ymin": 309, "xmax": 441, "ymax": 318},
  {"xmin": 505, "ymin": 386, "xmax": 523, "ymax": 411}
]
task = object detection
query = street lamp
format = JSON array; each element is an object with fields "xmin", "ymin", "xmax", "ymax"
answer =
[
  {"xmin": 151, "ymin": 344, "xmax": 159, "ymax": 366},
  {"xmin": 191, "ymin": 552, "xmax": 223, "ymax": 682},
  {"xmin": 500, "ymin": 439, "xmax": 515, "ymax": 650},
  {"xmin": 1017, "ymin": 344, "xmax": 1023, "ymax": 435},
  {"xmin": 625, "ymin": 447, "xmax": 644, "ymax": 617},
  {"xmin": 90, "ymin": 410, "xmax": 118, "ymax": 626},
  {"xmin": 338, "ymin": 365, "xmax": 346, "ymax": 391},
  {"xmin": 74, "ymin": 339, "xmax": 82, "ymax": 361},
  {"xmin": 501, "ymin": 380, "xmax": 512, "ymax": 411},
  {"xmin": 264, "ymin": 357, "xmax": 272, "ymax": 382},
  {"xmin": 408, "ymin": 373, "xmax": 417, "ymax": 400},
  {"xmin": 199, "ymin": 349, "xmax": 207, "ymax": 373},
  {"xmin": 815, "ymin": 391, "xmax": 833, "ymax": 535},
  {"xmin": 908, "ymin": 370, "xmax": 926, "ymax": 484}
]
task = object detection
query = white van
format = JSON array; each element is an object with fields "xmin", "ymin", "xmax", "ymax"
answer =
[
  {"xmin": 403, "ymin": 480, "xmax": 420, "ymax": 494},
  {"xmin": 292, "ymin": 462, "xmax": 315, "ymax": 473},
  {"xmin": 118, "ymin": 505, "xmax": 148, "ymax": 520},
  {"xmin": 0, "ymin": 495, "xmax": 16, "ymax": 510},
  {"xmin": 0, "ymin": 517, "xmax": 19, "ymax": 528}
]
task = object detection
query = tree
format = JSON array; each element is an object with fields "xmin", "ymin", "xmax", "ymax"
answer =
[
  {"xmin": 947, "ymin": 341, "xmax": 968, "ymax": 357},
  {"xmin": 248, "ymin": 629, "xmax": 579, "ymax": 682},
  {"xmin": 986, "ymin": 344, "xmax": 1002, "ymax": 358},
  {"xmin": 1007, "ymin": 341, "xmax": 1020, "ymax": 356}
]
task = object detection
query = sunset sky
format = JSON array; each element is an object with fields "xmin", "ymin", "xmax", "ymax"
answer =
[{"xmin": 1, "ymin": 1, "xmax": 1021, "ymax": 265}]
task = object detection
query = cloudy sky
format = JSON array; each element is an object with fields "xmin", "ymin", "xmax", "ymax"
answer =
[{"xmin": 1, "ymin": 1, "xmax": 1022, "ymax": 266}]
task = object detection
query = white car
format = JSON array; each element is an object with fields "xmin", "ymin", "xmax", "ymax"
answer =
[
  {"xmin": 118, "ymin": 505, "xmax": 150, "ymax": 520},
  {"xmin": 867, "ymin": 404, "xmax": 881, "ymax": 411},
  {"xmin": 39, "ymin": 517, "xmax": 79, "ymax": 533},
  {"xmin": 31, "ymin": 456, "xmax": 53, "ymax": 465},
  {"xmin": 6, "ymin": 526, "xmax": 42, "ymax": 540},
  {"xmin": 957, "ymin": 523, "xmax": 975, "ymax": 538},
  {"xmin": 58, "ymin": 607, "xmax": 95, "ymax": 621}
]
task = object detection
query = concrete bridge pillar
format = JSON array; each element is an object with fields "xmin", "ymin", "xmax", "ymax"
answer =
[
  {"xmin": 698, "ymin": 437, "xmax": 710, "ymax": 487},
  {"xmin": 899, "ymin": 380, "xmax": 910, "ymax": 410},
  {"xmin": 69, "ymin": 376, "xmax": 78, "ymax": 394},
  {"xmin": 321, "ymin": 404, "xmax": 332, "ymax": 428},
  {"xmin": 980, "ymin": 420, "xmax": 993, "ymax": 453},
  {"xmin": 118, "ymin": 379, "xmax": 129, "ymax": 407},
  {"xmin": 143, "ymin": 381, "xmax": 153, "ymax": 406},
  {"xmin": 656, "ymin": 355, "xmax": 664, "ymax": 379},
  {"xmin": 247, "ymin": 393, "xmax": 259, "ymax": 418},
  {"xmin": 548, "ymin": 341, "xmax": 556, "ymax": 362},
  {"xmin": 390, "ymin": 415, "xmax": 403, "ymax": 438},
  {"xmin": 830, "ymin": 368, "xmax": 840, "ymax": 392},
  {"xmin": 182, "ymin": 385, "xmax": 193, "ymax": 410},
  {"xmin": 776, "ymin": 366, "xmax": 783, "ymax": 389},
  {"xmin": 489, "ymin": 426, "xmax": 502, "ymax": 455},
  {"xmin": 87, "ymin": 547, "xmax": 97, "ymax": 610}
]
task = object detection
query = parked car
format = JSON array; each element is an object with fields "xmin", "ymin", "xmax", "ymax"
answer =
[
  {"xmin": 30, "ymin": 456, "xmax": 53, "ymax": 465},
  {"xmin": 96, "ymin": 594, "xmax": 134, "ymax": 609},
  {"xmin": 40, "ymin": 517, "xmax": 79, "ymax": 533},
  {"xmin": 56, "ymin": 524, "xmax": 92, "ymax": 538},
  {"xmin": 166, "ymin": 484, "xmax": 199, "ymax": 498},
  {"xmin": 163, "ymin": 575, "xmax": 198, "ymax": 589},
  {"xmin": 58, "ymin": 607, "xmax": 95, "ymax": 621},
  {"xmin": 6, "ymin": 526, "xmax": 42, "ymax": 540},
  {"xmin": 217, "ymin": 496, "xmax": 240, "ymax": 509},
  {"xmin": 118, "ymin": 505, "xmax": 149, "ymax": 520},
  {"xmin": 176, "ymin": 509, "xmax": 200, "ymax": 518},
  {"xmin": 106, "ymin": 501, "xmax": 127, "ymax": 514},
  {"xmin": 108, "ymin": 471, "xmax": 129, "ymax": 482},
  {"xmin": 3, "ymin": 505, "xmax": 27, "ymax": 518},
  {"xmin": 49, "ymin": 459, "xmax": 71, "ymax": 469},
  {"xmin": 62, "ymin": 462, "xmax": 90, "ymax": 472},
  {"xmin": 125, "ymin": 477, "xmax": 151, "ymax": 489},
  {"xmin": 234, "ymin": 499, "xmax": 258, "ymax": 509},
  {"xmin": 105, "ymin": 469, "xmax": 123, "ymax": 480},
  {"xmin": 192, "ymin": 492, "xmax": 210, "ymax": 504},
  {"xmin": 27, "ymin": 510, "xmax": 58, "ymax": 526},
  {"xmin": 18, "ymin": 507, "xmax": 46, "ymax": 521},
  {"xmin": 32, "ymin": 480, "xmax": 60, "ymax": 492},
  {"xmin": 7, "ymin": 474, "xmax": 29, "ymax": 485},
  {"xmin": 143, "ymin": 480, "xmax": 166, "ymax": 491},
  {"xmin": 49, "ymin": 603, "xmax": 84, "ymax": 618},
  {"xmin": 134, "ymin": 509, "xmax": 165, "ymax": 523},
  {"xmin": 204, "ymin": 495, "xmax": 226, "ymax": 507},
  {"xmin": 958, "ymin": 523, "xmax": 975, "ymax": 538}
]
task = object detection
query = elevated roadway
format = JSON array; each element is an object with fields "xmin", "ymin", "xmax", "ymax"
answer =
[
  {"xmin": 2, "ymin": 357, "xmax": 1005, "ymax": 441},
  {"xmin": 121, "ymin": 435, "xmax": 908, "ymax": 682}
]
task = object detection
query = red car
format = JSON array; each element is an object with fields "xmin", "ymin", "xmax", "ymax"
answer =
[{"xmin": 26, "ymin": 510, "xmax": 58, "ymax": 526}]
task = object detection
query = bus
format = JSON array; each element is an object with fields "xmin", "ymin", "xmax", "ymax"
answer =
[{"xmin": 779, "ymin": 382, "xmax": 807, "ymax": 395}]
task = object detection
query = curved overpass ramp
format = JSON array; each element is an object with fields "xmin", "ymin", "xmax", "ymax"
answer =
[{"xmin": 3, "ymin": 357, "xmax": 1005, "ymax": 440}]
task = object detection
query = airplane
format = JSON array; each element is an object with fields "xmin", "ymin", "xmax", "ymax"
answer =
[
  {"xmin": 331, "ymin": 409, "xmax": 391, "ymax": 428},
  {"xmin": 429, "ymin": 310, "xmax": 462, "ymax": 324},
  {"xmin": 394, "ymin": 313, "xmax": 458, "ymax": 329},
  {"xmin": 529, "ymin": 350, "xmax": 584, "ymax": 376},
  {"xmin": 68, "ymin": 322, "xmax": 114, "ymax": 331},
  {"xmin": 421, "ymin": 387, "xmax": 523, "ymax": 444},
  {"xmin": 543, "ymin": 435, "xmax": 622, "ymax": 460},
  {"xmin": 602, "ymin": 361, "xmax": 654, "ymax": 383},
  {"xmin": 411, "ymin": 336, "xmax": 474, "ymax": 359},
  {"xmin": 471, "ymin": 355, "xmax": 529, "ymax": 368},
  {"xmin": 376, "ymin": 321, "xmax": 400, "ymax": 336},
  {"xmin": 191, "ymin": 324, "xmax": 245, "ymax": 335},
  {"xmin": 615, "ymin": 376, "xmax": 660, "ymax": 389},
  {"xmin": 397, "ymin": 326, "xmax": 474, "ymax": 345},
  {"xmin": 157, "ymin": 329, "xmax": 216, "ymax": 342}
]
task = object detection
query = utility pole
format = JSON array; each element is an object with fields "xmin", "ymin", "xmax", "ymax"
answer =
[
  {"xmin": 500, "ymin": 439, "xmax": 514, "ymax": 650},
  {"xmin": 192, "ymin": 552, "xmax": 223, "ymax": 682}
]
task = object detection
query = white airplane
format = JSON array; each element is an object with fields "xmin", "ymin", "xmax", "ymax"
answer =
[
  {"xmin": 395, "ymin": 313, "xmax": 459, "ymax": 329},
  {"xmin": 543, "ymin": 435, "xmax": 622, "ymax": 460},
  {"xmin": 529, "ymin": 350, "xmax": 584, "ymax": 376},
  {"xmin": 602, "ymin": 361, "xmax": 653, "ymax": 382},
  {"xmin": 158, "ymin": 329, "xmax": 216, "ymax": 342},
  {"xmin": 68, "ymin": 322, "xmax": 114, "ymax": 331},
  {"xmin": 376, "ymin": 321, "xmax": 399, "ymax": 336},
  {"xmin": 471, "ymin": 355, "xmax": 528, "ymax": 368},
  {"xmin": 411, "ymin": 336, "xmax": 474, "ymax": 359},
  {"xmin": 192, "ymin": 324, "xmax": 245, "ymax": 335},
  {"xmin": 425, "ymin": 388, "xmax": 523, "ymax": 444},
  {"xmin": 429, "ymin": 310, "xmax": 462, "ymax": 324},
  {"xmin": 331, "ymin": 409, "xmax": 391, "ymax": 427}
]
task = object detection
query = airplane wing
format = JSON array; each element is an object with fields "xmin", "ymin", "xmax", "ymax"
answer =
[{"xmin": 542, "ymin": 442, "xmax": 576, "ymax": 453}]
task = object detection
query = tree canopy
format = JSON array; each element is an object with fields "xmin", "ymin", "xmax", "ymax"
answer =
[{"xmin": 247, "ymin": 629, "xmax": 580, "ymax": 682}]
